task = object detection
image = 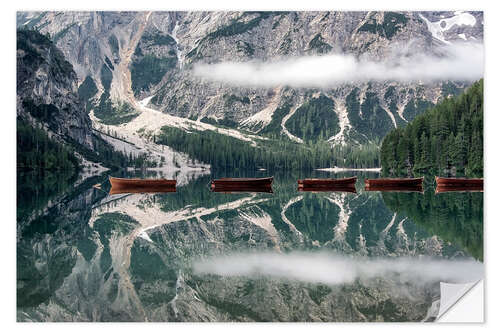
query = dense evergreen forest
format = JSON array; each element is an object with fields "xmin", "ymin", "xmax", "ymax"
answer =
[
  {"xmin": 285, "ymin": 95, "xmax": 340, "ymax": 142},
  {"xmin": 157, "ymin": 126, "xmax": 380, "ymax": 171},
  {"xmin": 380, "ymin": 79, "xmax": 483, "ymax": 177},
  {"xmin": 17, "ymin": 118, "xmax": 80, "ymax": 171}
]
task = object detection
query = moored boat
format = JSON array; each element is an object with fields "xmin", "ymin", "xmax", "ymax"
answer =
[
  {"xmin": 109, "ymin": 176, "xmax": 176, "ymax": 190},
  {"xmin": 435, "ymin": 176, "xmax": 483, "ymax": 187},
  {"xmin": 364, "ymin": 177, "xmax": 424, "ymax": 188},
  {"xmin": 211, "ymin": 177, "xmax": 273, "ymax": 189},
  {"xmin": 298, "ymin": 176, "xmax": 357, "ymax": 188}
]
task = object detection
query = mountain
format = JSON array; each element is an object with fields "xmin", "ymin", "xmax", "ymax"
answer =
[
  {"xmin": 16, "ymin": 29, "xmax": 129, "ymax": 173},
  {"xmin": 16, "ymin": 28, "xmax": 210, "ymax": 175},
  {"xmin": 17, "ymin": 30, "xmax": 95, "ymax": 154},
  {"xmin": 16, "ymin": 11, "xmax": 483, "ymax": 161}
]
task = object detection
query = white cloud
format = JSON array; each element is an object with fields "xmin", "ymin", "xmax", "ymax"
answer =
[
  {"xmin": 192, "ymin": 43, "xmax": 483, "ymax": 88},
  {"xmin": 192, "ymin": 251, "xmax": 484, "ymax": 285}
]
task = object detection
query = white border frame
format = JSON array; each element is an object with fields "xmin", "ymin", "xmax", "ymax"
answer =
[{"xmin": 3, "ymin": 0, "xmax": 498, "ymax": 331}]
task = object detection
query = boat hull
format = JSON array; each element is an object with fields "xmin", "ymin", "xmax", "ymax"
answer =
[
  {"xmin": 109, "ymin": 176, "xmax": 176, "ymax": 191},
  {"xmin": 298, "ymin": 176, "xmax": 357, "ymax": 188},
  {"xmin": 435, "ymin": 177, "xmax": 483, "ymax": 187},
  {"xmin": 211, "ymin": 177, "xmax": 273, "ymax": 189},
  {"xmin": 364, "ymin": 177, "xmax": 424, "ymax": 187}
]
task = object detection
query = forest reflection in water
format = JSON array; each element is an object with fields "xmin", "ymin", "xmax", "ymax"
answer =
[{"xmin": 16, "ymin": 170, "xmax": 483, "ymax": 322}]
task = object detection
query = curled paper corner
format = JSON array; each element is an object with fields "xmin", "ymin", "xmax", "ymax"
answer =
[{"xmin": 436, "ymin": 279, "xmax": 484, "ymax": 322}]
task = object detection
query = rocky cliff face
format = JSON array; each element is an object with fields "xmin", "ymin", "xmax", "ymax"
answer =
[
  {"xmin": 17, "ymin": 11, "xmax": 483, "ymax": 147},
  {"xmin": 16, "ymin": 29, "xmax": 95, "ymax": 150}
]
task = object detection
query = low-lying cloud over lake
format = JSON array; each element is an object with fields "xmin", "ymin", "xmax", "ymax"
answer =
[
  {"xmin": 193, "ymin": 43, "xmax": 483, "ymax": 87},
  {"xmin": 192, "ymin": 251, "xmax": 484, "ymax": 285}
]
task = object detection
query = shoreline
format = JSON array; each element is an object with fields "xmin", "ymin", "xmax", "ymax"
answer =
[{"xmin": 316, "ymin": 167, "xmax": 382, "ymax": 173}]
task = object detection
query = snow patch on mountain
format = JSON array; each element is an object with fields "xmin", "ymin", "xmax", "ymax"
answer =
[{"xmin": 419, "ymin": 12, "xmax": 476, "ymax": 45}]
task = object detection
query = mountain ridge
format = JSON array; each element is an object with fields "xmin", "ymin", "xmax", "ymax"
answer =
[{"xmin": 16, "ymin": 11, "xmax": 483, "ymax": 152}]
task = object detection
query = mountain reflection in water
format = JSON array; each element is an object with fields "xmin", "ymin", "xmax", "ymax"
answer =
[{"xmin": 16, "ymin": 171, "xmax": 483, "ymax": 322}]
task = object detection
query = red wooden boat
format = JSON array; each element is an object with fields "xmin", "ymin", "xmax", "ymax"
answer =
[
  {"xmin": 109, "ymin": 176, "xmax": 176, "ymax": 192},
  {"xmin": 364, "ymin": 185, "xmax": 423, "ymax": 193},
  {"xmin": 364, "ymin": 177, "xmax": 424, "ymax": 188},
  {"xmin": 298, "ymin": 185, "xmax": 357, "ymax": 193},
  {"xmin": 298, "ymin": 176, "xmax": 357, "ymax": 188},
  {"xmin": 435, "ymin": 176, "xmax": 483, "ymax": 187},
  {"xmin": 211, "ymin": 177, "xmax": 273, "ymax": 190}
]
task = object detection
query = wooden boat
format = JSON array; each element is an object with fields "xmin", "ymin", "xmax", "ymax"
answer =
[
  {"xmin": 435, "ymin": 185, "xmax": 483, "ymax": 194},
  {"xmin": 298, "ymin": 185, "xmax": 357, "ymax": 193},
  {"xmin": 435, "ymin": 176, "xmax": 483, "ymax": 187},
  {"xmin": 210, "ymin": 177, "xmax": 273, "ymax": 190},
  {"xmin": 364, "ymin": 177, "xmax": 424, "ymax": 188},
  {"xmin": 298, "ymin": 176, "xmax": 357, "ymax": 188},
  {"xmin": 109, "ymin": 176, "xmax": 176, "ymax": 191},
  {"xmin": 364, "ymin": 185, "xmax": 423, "ymax": 193}
]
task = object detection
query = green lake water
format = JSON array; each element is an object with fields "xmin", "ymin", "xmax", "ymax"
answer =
[{"xmin": 16, "ymin": 170, "xmax": 483, "ymax": 322}]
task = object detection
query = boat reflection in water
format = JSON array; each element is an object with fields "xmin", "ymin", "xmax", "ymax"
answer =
[
  {"xmin": 210, "ymin": 177, "xmax": 273, "ymax": 193},
  {"xmin": 435, "ymin": 185, "xmax": 483, "ymax": 194},
  {"xmin": 435, "ymin": 176, "xmax": 483, "ymax": 187},
  {"xmin": 434, "ymin": 177, "xmax": 483, "ymax": 194},
  {"xmin": 364, "ymin": 177, "xmax": 424, "ymax": 193},
  {"xmin": 108, "ymin": 176, "xmax": 177, "ymax": 195},
  {"xmin": 365, "ymin": 177, "xmax": 424, "ymax": 188},
  {"xmin": 108, "ymin": 187, "xmax": 177, "ymax": 195},
  {"xmin": 364, "ymin": 185, "xmax": 423, "ymax": 193},
  {"xmin": 297, "ymin": 177, "xmax": 357, "ymax": 193},
  {"xmin": 210, "ymin": 186, "xmax": 273, "ymax": 194},
  {"xmin": 298, "ymin": 185, "xmax": 357, "ymax": 193}
]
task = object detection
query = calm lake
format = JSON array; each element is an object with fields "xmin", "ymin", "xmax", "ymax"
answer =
[{"xmin": 16, "ymin": 170, "xmax": 484, "ymax": 322}]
